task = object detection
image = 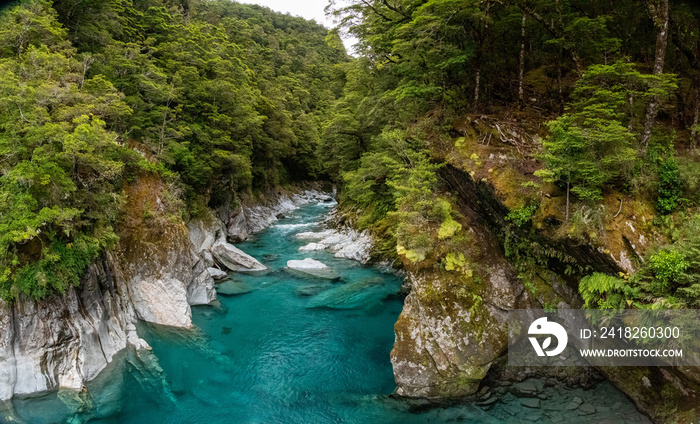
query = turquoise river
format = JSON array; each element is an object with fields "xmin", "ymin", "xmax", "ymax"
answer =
[{"xmin": 8, "ymin": 201, "xmax": 650, "ymax": 423}]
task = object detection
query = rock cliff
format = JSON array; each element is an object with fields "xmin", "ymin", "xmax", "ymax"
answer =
[
  {"xmin": 0, "ymin": 176, "xmax": 330, "ymax": 402},
  {"xmin": 389, "ymin": 164, "xmax": 700, "ymax": 423}
]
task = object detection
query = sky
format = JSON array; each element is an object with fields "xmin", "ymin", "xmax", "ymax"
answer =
[{"xmin": 241, "ymin": 0, "xmax": 358, "ymax": 54}]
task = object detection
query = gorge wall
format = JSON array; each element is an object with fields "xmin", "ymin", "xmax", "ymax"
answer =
[
  {"xmin": 389, "ymin": 163, "xmax": 700, "ymax": 423},
  {"xmin": 0, "ymin": 176, "xmax": 333, "ymax": 402}
]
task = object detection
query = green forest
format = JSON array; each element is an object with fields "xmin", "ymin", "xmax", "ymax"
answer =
[{"xmin": 2, "ymin": 0, "xmax": 700, "ymax": 313}]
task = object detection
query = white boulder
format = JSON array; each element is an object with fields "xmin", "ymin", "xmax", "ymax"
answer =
[
  {"xmin": 286, "ymin": 258, "xmax": 339, "ymax": 280},
  {"xmin": 295, "ymin": 228, "xmax": 373, "ymax": 264},
  {"xmin": 298, "ymin": 242, "xmax": 327, "ymax": 251},
  {"xmin": 295, "ymin": 230, "xmax": 335, "ymax": 240},
  {"xmin": 212, "ymin": 242, "xmax": 267, "ymax": 272}
]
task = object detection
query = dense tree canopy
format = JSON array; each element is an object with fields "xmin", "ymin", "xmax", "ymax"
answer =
[
  {"xmin": 2, "ymin": 0, "xmax": 700, "ymax": 307},
  {"xmin": 0, "ymin": 0, "xmax": 348, "ymax": 300},
  {"xmin": 323, "ymin": 0, "xmax": 700, "ymax": 307}
]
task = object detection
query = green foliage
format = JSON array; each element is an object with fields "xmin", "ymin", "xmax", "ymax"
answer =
[
  {"xmin": 0, "ymin": 1, "xmax": 134, "ymax": 300},
  {"xmin": 537, "ymin": 62, "xmax": 677, "ymax": 202},
  {"xmin": 0, "ymin": 0, "xmax": 348, "ymax": 300},
  {"xmin": 438, "ymin": 217, "xmax": 462, "ymax": 240},
  {"xmin": 656, "ymin": 157, "xmax": 683, "ymax": 214},
  {"xmin": 443, "ymin": 252, "xmax": 472, "ymax": 277},
  {"xmin": 505, "ymin": 203, "xmax": 538, "ymax": 227},
  {"xmin": 579, "ymin": 272, "xmax": 634, "ymax": 309},
  {"xmin": 646, "ymin": 249, "xmax": 689, "ymax": 294},
  {"xmin": 9, "ymin": 237, "xmax": 101, "ymax": 301},
  {"xmin": 581, "ymin": 216, "xmax": 700, "ymax": 309}
]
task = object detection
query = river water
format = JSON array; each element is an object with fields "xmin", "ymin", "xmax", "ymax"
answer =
[{"xmin": 8, "ymin": 201, "xmax": 650, "ymax": 423}]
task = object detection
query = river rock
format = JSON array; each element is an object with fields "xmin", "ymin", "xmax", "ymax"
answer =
[
  {"xmin": 286, "ymin": 258, "xmax": 339, "ymax": 280},
  {"xmin": 333, "ymin": 233, "xmax": 372, "ymax": 263},
  {"xmin": 207, "ymin": 267, "xmax": 228, "ymax": 280},
  {"xmin": 298, "ymin": 242, "xmax": 327, "ymax": 251},
  {"xmin": 521, "ymin": 398, "xmax": 541, "ymax": 408},
  {"xmin": 306, "ymin": 277, "xmax": 391, "ymax": 309},
  {"xmin": 225, "ymin": 190, "xmax": 333, "ymax": 242},
  {"xmin": 216, "ymin": 280, "xmax": 253, "ymax": 296},
  {"xmin": 294, "ymin": 282, "xmax": 333, "ymax": 297},
  {"xmin": 295, "ymin": 228, "xmax": 373, "ymax": 264},
  {"xmin": 577, "ymin": 403, "xmax": 596, "ymax": 415},
  {"xmin": 226, "ymin": 209, "xmax": 249, "ymax": 243},
  {"xmin": 295, "ymin": 230, "xmax": 335, "ymax": 240},
  {"xmin": 212, "ymin": 242, "xmax": 267, "ymax": 272},
  {"xmin": 187, "ymin": 262, "xmax": 217, "ymax": 306},
  {"xmin": 565, "ymin": 396, "xmax": 583, "ymax": 410}
]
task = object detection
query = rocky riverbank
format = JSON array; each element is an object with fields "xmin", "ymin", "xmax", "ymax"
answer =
[{"xmin": 0, "ymin": 180, "xmax": 355, "ymax": 402}]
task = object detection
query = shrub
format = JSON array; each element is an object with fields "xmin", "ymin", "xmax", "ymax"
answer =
[
  {"xmin": 656, "ymin": 157, "xmax": 683, "ymax": 214},
  {"xmin": 578, "ymin": 272, "xmax": 637, "ymax": 309},
  {"xmin": 647, "ymin": 249, "xmax": 689, "ymax": 294}
]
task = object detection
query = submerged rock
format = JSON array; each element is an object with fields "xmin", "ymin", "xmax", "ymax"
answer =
[
  {"xmin": 294, "ymin": 282, "xmax": 333, "ymax": 297},
  {"xmin": 286, "ymin": 258, "xmax": 339, "ymax": 280},
  {"xmin": 216, "ymin": 280, "xmax": 253, "ymax": 296},
  {"xmin": 306, "ymin": 277, "xmax": 392, "ymax": 309},
  {"xmin": 212, "ymin": 242, "xmax": 267, "ymax": 272}
]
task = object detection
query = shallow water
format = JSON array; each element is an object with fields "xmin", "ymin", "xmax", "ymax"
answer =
[{"xmin": 7, "ymin": 202, "xmax": 650, "ymax": 423}]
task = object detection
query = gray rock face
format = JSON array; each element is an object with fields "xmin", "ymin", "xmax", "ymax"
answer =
[
  {"xmin": 187, "ymin": 210, "xmax": 226, "ymax": 254},
  {"xmin": 121, "ymin": 221, "xmax": 195, "ymax": 328},
  {"xmin": 226, "ymin": 210, "xmax": 249, "ymax": 243},
  {"xmin": 391, "ymin": 264, "xmax": 528, "ymax": 399},
  {"xmin": 129, "ymin": 277, "xmax": 192, "ymax": 328},
  {"xmin": 225, "ymin": 190, "xmax": 335, "ymax": 242},
  {"xmin": 0, "ymin": 257, "xmax": 149, "ymax": 400},
  {"xmin": 212, "ymin": 242, "xmax": 267, "ymax": 272},
  {"xmin": 187, "ymin": 261, "xmax": 217, "ymax": 306},
  {"xmin": 207, "ymin": 267, "xmax": 228, "ymax": 280}
]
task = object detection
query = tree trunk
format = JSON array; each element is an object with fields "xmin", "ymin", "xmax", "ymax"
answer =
[
  {"xmin": 565, "ymin": 181, "xmax": 570, "ymax": 226},
  {"xmin": 640, "ymin": 0, "xmax": 670, "ymax": 150},
  {"xmin": 692, "ymin": 94, "xmax": 699, "ymax": 149},
  {"xmin": 557, "ymin": 56, "xmax": 565, "ymax": 114},
  {"xmin": 474, "ymin": 66, "xmax": 481, "ymax": 109},
  {"xmin": 518, "ymin": 14, "xmax": 526, "ymax": 108}
]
